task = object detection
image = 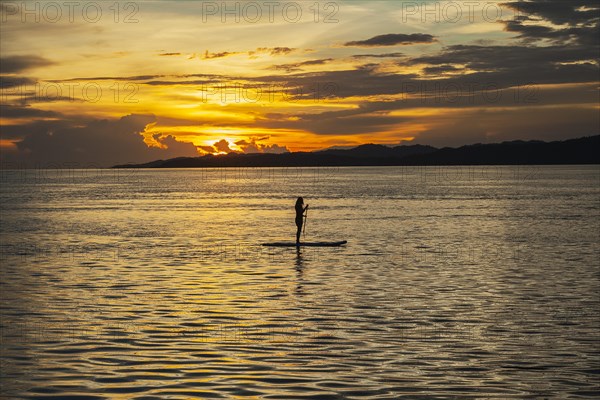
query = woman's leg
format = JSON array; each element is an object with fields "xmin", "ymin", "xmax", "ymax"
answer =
[{"xmin": 296, "ymin": 222, "xmax": 302, "ymax": 243}]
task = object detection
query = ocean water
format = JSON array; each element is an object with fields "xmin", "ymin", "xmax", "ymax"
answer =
[{"xmin": 1, "ymin": 165, "xmax": 599, "ymax": 399}]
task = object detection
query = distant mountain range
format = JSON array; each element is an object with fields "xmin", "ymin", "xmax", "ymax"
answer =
[{"xmin": 113, "ymin": 135, "xmax": 599, "ymax": 168}]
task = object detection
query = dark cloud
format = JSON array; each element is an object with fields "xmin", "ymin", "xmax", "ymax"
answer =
[
  {"xmin": 203, "ymin": 51, "xmax": 241, "ymax": 59},
  {"xmin": 408, "ymin": 44, "xmax": 597, "ymax": 70},
  {"xmin": 272, "ymin": 81, "xmax": 597, "ymax": 118},
  {"xmin": 140, "ymin": 42, "xmax": 596, "ymax": 105},
  {"xmin": 400, "ymin": 44, "xmax": 599, "ymax": 90},
  {"xmin": 264, "ymin": 47, "xmax": 296, "ymax": 56},
  {"xmin": 0, "ymin": 104, "xmax": 61, "ymax": 118},
  {"xmin": 250, "ymin": 75, "xmax": 598, "ymax": 139},
  {"xmin": 151, "ymin": 134, "xmax": 199, "ymax": 156},
  {"xmin": 501, "ymin": 0, "xmax": 599, "ymax": 26},
  {"xmin": 197, "ymin": 137, "xmax": 289, "ymax": 154},
  {"xmin": 0, "ymin": 119, "xmax": 74, "ymax": 141},
  {"xmin": 159, "ymin": 52, "xmax": 182, "ymax": 56},
  {"xmin": 196, "ymin": 139, "xmax": 239, "ymax": 154},
  {"xmin": 213, "ymin": 139, "xmax": 234, "ymax": 153},
  {"xmin": 344, "ymin": 33, "xmax": 436, "ymax": 47},
  {"xmin": 177, "ymin": 47, "xmax": 297, "ymax": 61},
  {"xmin": 198, "ymin": 145, "xmax": 216, "ymax": 154},
  {"xmin": 144, "ymin": 78, "xmax": 215, "ymax": 86},
  {"xmin": 0, "ymin": 55, "xmax": 54, "ymax": 74},
  {"xmin": 0, "ymin": 75, "xmax": 36, "ymax": 89},
  {"xmin": 235, "ymin": 137, "xmax": 289, "ymax": 153},
  {"xmin": 256, "ymin": 143, "xmax": 288, "ymax": 153},
  {"xmin": 58, "ymin": 75, "xmax": 162, "ymax": 82},
  {"xmin": 247, "ymin": 47, "xmax": 297, "ymax": 58},
  {"xmin": 422, "ymin": 65, "xmax": 462, "ymax": 74},
  {"xmin": 261, "ymin": 103, "xmax": 412, "ymax": 135},
  {"xmin": 352, "ymin": 53, "xmax": 404, "ymax": 59},
  {"xmin": 503, "ymin": 19, "xmax": 600, "ymax": 46},
  {"xmin": 244, "ymin": 67, "xmax": 419, "ymax": 100},
  {"xmin": 270, "ymin": 58, "xmax": 334, "ymax": 72},
  {"xmin": 268, "ymin": 113, "xmax": 410, "ymax": 135},
  {"xmin": 500, "ymin": 0, "xmax": 600, "ymax": 45},
  {"xmin": 1, "ymin": 114, "xmax": 199, "ymax": 167}
]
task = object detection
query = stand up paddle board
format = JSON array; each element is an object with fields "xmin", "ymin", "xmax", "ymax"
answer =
[{"xmin": 262, "ymin": 240, "xmax": 347, "ymax": 247}]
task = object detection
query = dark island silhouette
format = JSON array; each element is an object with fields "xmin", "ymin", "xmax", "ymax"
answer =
[{"xmin": 113, "ymin": 135, "xmax": 599, "ymax": 168}]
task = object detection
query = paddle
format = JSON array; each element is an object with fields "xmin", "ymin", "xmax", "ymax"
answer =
[{"xmin": 303, "ymin": 205, "xmax": 308, "ymax": 239}]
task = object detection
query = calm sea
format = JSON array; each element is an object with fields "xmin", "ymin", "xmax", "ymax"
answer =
[{"xmin": 1, "ymin": 166, "xmax": 599, "ymax": 398}]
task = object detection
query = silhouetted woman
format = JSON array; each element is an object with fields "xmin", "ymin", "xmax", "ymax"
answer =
[{"xmin": 295, "ymin": 197, "xmax": 309, "ymax": 244}]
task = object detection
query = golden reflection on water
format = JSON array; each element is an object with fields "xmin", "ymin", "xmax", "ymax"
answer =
[{"xmin": 0, "ymin": 166, "xmax": 599, "ymax": 398}]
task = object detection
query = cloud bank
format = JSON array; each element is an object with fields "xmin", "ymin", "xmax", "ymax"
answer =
[
  {"xmin": 344, "ymin": 33, "xmax": 436, "ymax": 47},
  {"xmin": 1, "ymin": 114, "xmax": 200, "ymax": 167}
]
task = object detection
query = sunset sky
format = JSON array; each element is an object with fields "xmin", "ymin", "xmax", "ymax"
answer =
[{"xmin": 1, "ymin": 0, "xmax": 598, "ymax": 166}]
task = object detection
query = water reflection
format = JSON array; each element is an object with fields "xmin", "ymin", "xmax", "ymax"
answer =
[
  {"xmin": 0, "ymin": 166, "xmax": 598, "ymax": 398},
  {"xmin": 295, "ymin": 247, "xmax": 304, "ymax": 296}
]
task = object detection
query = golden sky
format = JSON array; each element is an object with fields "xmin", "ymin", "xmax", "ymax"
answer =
[{"xmin": 1, "ymin": 1, "xmax": 598, "ymax": 166}]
